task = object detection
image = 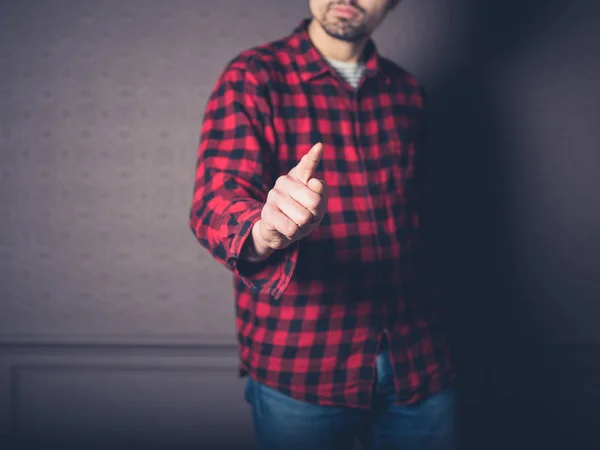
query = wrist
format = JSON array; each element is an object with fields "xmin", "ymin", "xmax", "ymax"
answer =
[{"xmin": 241, "ymin": 220, "xmax": 274, "ymax": 262}]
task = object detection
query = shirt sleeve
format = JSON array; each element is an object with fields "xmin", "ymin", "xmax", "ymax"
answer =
[{"xmin": 188, "ymin": 60, "xmax": 299, "ymax": 299}]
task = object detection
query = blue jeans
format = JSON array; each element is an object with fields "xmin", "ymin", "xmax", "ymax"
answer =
[{"xmin": 244, "ymin": 349, "xmax": 457, "ymax": 450}]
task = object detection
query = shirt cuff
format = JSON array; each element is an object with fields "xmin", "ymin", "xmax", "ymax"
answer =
[{"xmin": 225, "ymin": 204, "xmax": 299, "ymax": 300}]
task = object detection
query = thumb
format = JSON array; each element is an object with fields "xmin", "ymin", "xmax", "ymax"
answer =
[{"xmin": 289, "ymin": 142, "xmax": 323, "ymax": 185}]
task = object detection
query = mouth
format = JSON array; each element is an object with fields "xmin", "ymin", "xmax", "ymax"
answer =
[{"xmin": 330, "ymin": 4, "xmax": 361, "ymax": 20}]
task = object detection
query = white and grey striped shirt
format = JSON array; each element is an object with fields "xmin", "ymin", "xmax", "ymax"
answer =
[{"xmin": 326, "ymin": 57, "xmax": 366, "ymax": 89}]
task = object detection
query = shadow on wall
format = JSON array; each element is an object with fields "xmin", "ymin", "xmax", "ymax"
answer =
[{"xmin": 419, "ymin": 0, "xmax": 600, "ymax": 449}]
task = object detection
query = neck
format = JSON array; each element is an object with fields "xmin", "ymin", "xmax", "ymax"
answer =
[{"xmin": 307, "ymin": 18, "xmax": 369, "ymax": 63}]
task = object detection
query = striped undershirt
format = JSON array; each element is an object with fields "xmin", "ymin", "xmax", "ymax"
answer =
[{"xmin": 326, "ymin": 57, "xmax": 366, "ymax": 90}]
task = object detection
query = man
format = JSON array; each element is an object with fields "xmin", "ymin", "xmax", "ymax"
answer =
[{"xmin": 189, "ymin": 1, "xmax": 457, "ymax": 449}]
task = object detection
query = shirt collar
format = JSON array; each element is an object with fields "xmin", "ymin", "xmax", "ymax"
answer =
[{"xmin": 289, "ymin": 18, "xmax": 387, "ymax": 84}]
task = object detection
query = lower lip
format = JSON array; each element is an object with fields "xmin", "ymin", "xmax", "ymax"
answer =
[{"xmin": 331, "ymin": 6, "xmax": 360, "ymax": 19}]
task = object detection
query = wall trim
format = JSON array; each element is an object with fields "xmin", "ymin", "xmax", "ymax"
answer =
[
  {"xmin": 1, "ymin": 335, "xmax": 599, "ymax": 355},
  {"xmin": 0, "ymin": 334, "xmax": 239, "ymax": 358},
  {"xmin": 0, "ymin": 333, "xmax": 237, "ymax": 349}
]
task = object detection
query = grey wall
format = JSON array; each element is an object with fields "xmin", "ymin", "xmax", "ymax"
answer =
[{"xmin": 0, "ymin": 0, "xmax": 599, "ymax": 449}]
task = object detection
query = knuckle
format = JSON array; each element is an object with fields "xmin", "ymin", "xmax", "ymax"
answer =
[
  {"xmin": 299, "ymin": 209, "xmax": 312, "ymax": 225},
  {"xmin": 266, "ymin": 189, "xmax": 278, "ymax": 204},
  {"xmin": 261, "ymin": 203, "xmax": 273, "ymax": 220},
  {"xmin": 273, "ymin": 178, "xmax": 284, "ymax": 192},
  {"xmin": 308, "ymin": 194, "xmax": 321, "ymax": 211},
  {"xmin": 285, "ymin": 221, "xmax": 299, "ymax": 238},
  {"xmin": 273, "ymin": 216, "xmax": 293, "ymax": 238},
  {"xmin": 290, "ymin": 185, "xmax": 303, "ymax": 199},
  {"xmin": 277, "ymin": 175, "xmax": 292, "ymax": 189},
  {"xmin": 294, "ymin": 187, "xmax": 318, "ymax": 211}
]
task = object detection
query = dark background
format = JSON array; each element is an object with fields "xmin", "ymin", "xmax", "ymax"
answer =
[{"xmin": 1, "ymin": 0, "xmax": 599, "ymax": 449}]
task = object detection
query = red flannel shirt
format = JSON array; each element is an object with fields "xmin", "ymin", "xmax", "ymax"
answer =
[{"xmin": 189, "ymin": 19, "xmax": 456, "ymax": 409}]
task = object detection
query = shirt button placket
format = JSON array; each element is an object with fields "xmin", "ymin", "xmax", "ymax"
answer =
[{"xmin": 350, "ymin": 89, "xmax": 388, "ymax": 337}]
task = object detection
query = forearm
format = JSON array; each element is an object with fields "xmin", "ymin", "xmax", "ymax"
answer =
[
  {"xmin": 189, "ymin": 190, "xmax": 263, "ymax": 264},
  {"xmin": 189, "ymin": 62, "xmax": 299, "ymax": 298}
]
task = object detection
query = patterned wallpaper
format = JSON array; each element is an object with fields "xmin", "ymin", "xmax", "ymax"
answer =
[{"xmin": 0, "ymin": 0, "xmax": 599, "ymax": 344}]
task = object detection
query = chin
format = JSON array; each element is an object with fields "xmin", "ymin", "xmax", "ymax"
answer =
[{"xmin": 323, "ymin": 25, "xmax": 366, "ymax": 43}]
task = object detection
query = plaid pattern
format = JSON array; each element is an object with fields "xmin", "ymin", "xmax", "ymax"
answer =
[{"xmin": 189, "ymin": 19, "xmax": 456, "ymax": 409}]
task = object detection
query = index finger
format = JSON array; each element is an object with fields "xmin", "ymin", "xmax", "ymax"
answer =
[{"xmin": 289, "ymin": 142, "xmax": 324, "ymax": 185}]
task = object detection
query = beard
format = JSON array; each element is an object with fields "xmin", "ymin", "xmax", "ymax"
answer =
[{"xmin": 317, "ymin": 2, "xmax": 369, "ymax": 42}]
